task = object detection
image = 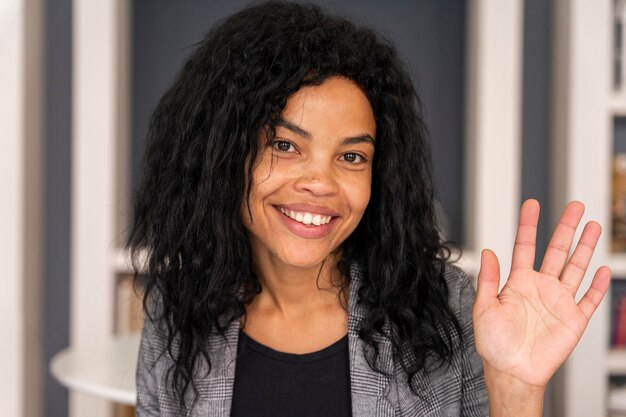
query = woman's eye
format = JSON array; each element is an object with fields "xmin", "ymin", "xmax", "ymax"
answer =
[
  {"xmin": 272, "ymin": 140, "xmax": 295, "ymax": 153},
  {"xmin": 341, "ymin": 152, "xmax": 365, "ymax": 164}
]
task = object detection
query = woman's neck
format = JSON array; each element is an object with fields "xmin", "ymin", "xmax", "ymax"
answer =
[
  {"xmin": 242, "ymin": 251, "xmax": 349, "ymax": 353},
  {"xmin": 249, "ymin": 252, "xmax": 345, "ymax": 317}
]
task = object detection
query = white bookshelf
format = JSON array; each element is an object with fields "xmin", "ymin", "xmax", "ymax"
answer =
[
  {"xmin": 464, "ymin": 0, "xmax": 523, "ymax": 286},
  {"xmin": 550, "ymin": 1, "xmax": 612, "ymax": 416},
  {"xmin": 608, "ymin": 11, "xmax": 626, "ymax": 417},
  {"xmin": 1, "ymin": 1, "xmax": 44, "ymax": 416},
  {"xmin": 70, "ymin": 0, "xmax": 130, "ymax": 416},
  {"xmin": 610, "ymin": 8, "xmax": 626, "ymax": 413}
]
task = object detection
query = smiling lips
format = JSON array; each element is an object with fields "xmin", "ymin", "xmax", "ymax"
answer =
[
  {"xmin": 274, "ymin": 204, "xmax": 340, "ymax": 239},
  {"xmin": 278, "ymin": 206, "xmax": 333, "ymax": 226}
]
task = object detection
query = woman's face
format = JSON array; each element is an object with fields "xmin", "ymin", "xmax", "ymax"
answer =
[{"xmin": 243, "ymin": 76, "xmax": 376, "ymax": 270}]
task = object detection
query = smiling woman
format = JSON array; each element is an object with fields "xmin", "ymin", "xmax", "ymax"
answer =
[
  {"xmin": 240, "ymin": 77, "xmax": 375, "ymax": 360},
  {"xmin": 126, "ymin": 2, "xmax": 610, "ymax": 417}
]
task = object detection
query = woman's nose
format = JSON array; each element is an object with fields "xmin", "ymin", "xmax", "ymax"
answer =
[{"xmin": 294, "ymin": 163, "xmax": 339, "ymax": 196}]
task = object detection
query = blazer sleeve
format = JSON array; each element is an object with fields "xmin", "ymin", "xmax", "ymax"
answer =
[
  {"xmin": 135, "ymin": 314, "xmax": 162, "ymax": 416},
  {"xmin": 454, "ymin": 267, "xmax": 489, "ymax": 417}
]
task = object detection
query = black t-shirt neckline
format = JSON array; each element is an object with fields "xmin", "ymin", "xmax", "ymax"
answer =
[{"xmin": 238, "ymin": 329, "xmax": 349, "ymax": 363}]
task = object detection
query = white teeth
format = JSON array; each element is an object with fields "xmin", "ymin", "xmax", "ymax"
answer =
[{"xmin": 279, "ymin": 206, "xmax": 334, "ymax": 227}]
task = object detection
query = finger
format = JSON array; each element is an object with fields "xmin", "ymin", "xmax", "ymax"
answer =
[
  {"xmin": 560, "ymin": 221, "xmax": 602, "ymax": 296},
  {"xmin": 510, "ymin": 199, "xmax": 540, "ymax": 271},
  {"xmin": 539, "ymin": 201, "xmax": 585, "ymax": 278},
  {"xmin": 476, "ymin": 249, "xmax": 501, "ymax": 309},
  {"xmin": 577, "ymin": 266, "xmax": 611, "ymax": 321}
]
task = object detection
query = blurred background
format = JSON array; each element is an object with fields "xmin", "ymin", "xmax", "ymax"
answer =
[{"xmin": 1, "ymin": 0, "xmax": 622, "ymax": 416}]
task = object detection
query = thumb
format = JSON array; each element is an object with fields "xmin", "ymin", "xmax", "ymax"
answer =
[{"xmin": 476, "ymin": 249, "xmax": 501, "ymax": 308}]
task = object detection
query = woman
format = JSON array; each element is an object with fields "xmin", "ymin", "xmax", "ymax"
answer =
[{"xmin": 128, "ymin": 2, "xmax": 610, "ymax": 416}]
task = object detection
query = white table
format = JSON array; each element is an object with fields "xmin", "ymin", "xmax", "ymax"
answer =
[{"xmin": 50, "ymin": 333, "xmax": 140, "ymax": 405}]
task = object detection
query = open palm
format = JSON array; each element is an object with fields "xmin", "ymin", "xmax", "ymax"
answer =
[{"xmin": 473, "ymin": 200, "xmax": 611, "ymax": 388}]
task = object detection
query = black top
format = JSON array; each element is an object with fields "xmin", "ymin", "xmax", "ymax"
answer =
[{"xmin": 230, "ymin": 329, "xmax": 352, "ymax": 417}]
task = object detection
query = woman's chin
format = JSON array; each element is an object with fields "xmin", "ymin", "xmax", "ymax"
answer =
[{"xmin": 276, "ymin": 250, "xmax": 337, "ymax": 270}]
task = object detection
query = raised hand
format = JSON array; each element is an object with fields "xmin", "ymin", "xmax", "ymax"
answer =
[{"xmin": 473, "ymin": 199, "xmax": 611, "ymax": 392}]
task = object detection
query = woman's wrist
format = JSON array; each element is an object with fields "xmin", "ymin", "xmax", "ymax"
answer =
[{"xmin": 483, "ymin": 363, "xmax": 546, "ymax": 417}]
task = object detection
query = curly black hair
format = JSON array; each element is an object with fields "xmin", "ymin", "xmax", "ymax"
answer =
[{"xmin": 127, "ymin": 0, "xmax": 461, "ymax": 410}]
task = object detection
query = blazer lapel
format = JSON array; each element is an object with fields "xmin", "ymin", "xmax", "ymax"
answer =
[
  {"xmin": 192, "ymin": 319, "xmax": 240, "ymax": 417},
  {"xmin": 349, "ymin": 263, "xmax": 396, "ymax": 417}
]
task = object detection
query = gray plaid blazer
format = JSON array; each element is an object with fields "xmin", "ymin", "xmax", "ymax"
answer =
[{"xmin": 136, "ymin": 264, "xmax": 488, "ymax": 416}]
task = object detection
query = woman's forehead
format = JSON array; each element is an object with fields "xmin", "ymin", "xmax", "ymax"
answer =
[{"xmin": 277, "ymin": 77, "xmax": 376, "ymax": 138}]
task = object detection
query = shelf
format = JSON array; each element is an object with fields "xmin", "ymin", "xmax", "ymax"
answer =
[
  {"xmin": 612, "ymin": 92, "xmax": 626, "ymax": 116},
  {"xmin": 108, "ymin": 248, "xmax": 147, "ymax": 275},
  {"xmin": 609, "ymin": 349, "xmax": 626, "ymax": 375},
  {"xmin": 108, "ymin": 248, "xmax": 131, "ymax": 274},
  {"xmin": 610, "ymin": 254, "xmax": 626, "ymax": 277}
]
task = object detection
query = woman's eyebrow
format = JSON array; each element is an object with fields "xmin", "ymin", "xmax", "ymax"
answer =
[
  {"xmin": 277, "ymin": 119, "xmax": 311, "ymax": 139},
  {"xmin": 276, "ymin": 118, "xmax": 375, "ymax": 145},
  {"xmin": 341, "ymin": 135, "xmax": 375, "ymax": 146}
]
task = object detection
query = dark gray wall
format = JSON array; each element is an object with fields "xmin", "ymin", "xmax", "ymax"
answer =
[
  {"xmin": 131, "ymin": 0, "xmax": 251, "ymax": 218},
  {"xmin": 521, "ymin": 0, "xmax": 553, "ymax": 415},
  {"xmin": 43, "ymin": 0, "xmax": 72, "ymax": 416},
  {"xmin": 131, "ymin": 0, "xmax": 467, "ymax": 244},
  {"xmin": 615, "ymin": 118, "xmax": 626, "ymax": 153}
]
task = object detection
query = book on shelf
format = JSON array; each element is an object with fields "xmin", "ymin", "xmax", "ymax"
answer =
[
  {"xmin": 611, "ymin": 284, "xmax": 626, "ymax": 348},
  {"xmin": 617, "ymin": 0, "xmax": 626, "ymax": 91},
  {"xmin": 113, "ymin": 404, "xmax": 135, "ymax": 417},
  {"xmin": 616, "ymin": 296, "xmax": 626, "ymax": 347},
  {"xmin": 613, "ymin": 153, "xmax": 626, "ymax": 253}
]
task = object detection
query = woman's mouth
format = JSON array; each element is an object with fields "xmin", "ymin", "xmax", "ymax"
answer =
[
  {"xmin": 273, "ymin": 205, "xmax": 339, "ymax": 239},
  {"xmin": 278, "ymin": 206, "xmax": 333, "ymax": 226}
]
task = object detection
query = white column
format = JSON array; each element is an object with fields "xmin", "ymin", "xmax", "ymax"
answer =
[
  {"xmin": 465, "ymin": 0, "xmax": 524, "ymax": 283},
  {"xmin": 71, "ymin": 0, "xmax": 130, "ymax": 415},
  {"xmin": 0, "ymin": 1, "xmax": 44, "ymax": 417},
  {"xmin": 551, "ymin": 1, "xmax": 612, "ymax": 417}
]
